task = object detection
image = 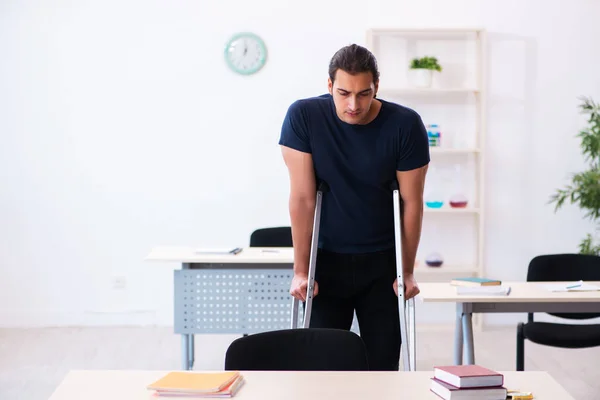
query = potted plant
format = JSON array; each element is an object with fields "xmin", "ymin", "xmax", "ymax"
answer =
[
  {"xmin": 408, "ymin": 56, "xmax": 442, "ymax": 88},
  {"xmin": 549, "ymin": 96, "xmax": 600, "ymax": 255}
]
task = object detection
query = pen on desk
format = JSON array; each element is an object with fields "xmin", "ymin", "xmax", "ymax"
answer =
[
  {"xmin": 261, "ymin": 249, "xmax": 280, "ymax": 253},
  {"xmin": 566, "ymin": 280, "xmax": 583, "ymax": 289}
]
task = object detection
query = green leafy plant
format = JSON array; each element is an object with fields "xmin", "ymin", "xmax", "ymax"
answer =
[
  {"xmin": 549, "ymin": 96, "xmax": 600, "ymax": 255},
  {"xmin": 410, "ymin": 56, "xmax": 442, "ymax": 72}
]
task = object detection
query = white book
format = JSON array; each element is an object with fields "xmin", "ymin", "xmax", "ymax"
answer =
[{"xmin": 456, "ymin": 285, "xmax": 511, "ymax": 296}]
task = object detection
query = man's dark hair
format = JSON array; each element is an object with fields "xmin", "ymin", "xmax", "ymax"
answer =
[{"xmin": 328, "ymin": 44, "xmax": 380, "ymax": 83}]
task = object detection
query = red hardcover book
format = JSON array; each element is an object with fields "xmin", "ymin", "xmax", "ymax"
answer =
[{"xmin": 433, "ymin": 365, "xmax": 504, "ymax": 388}]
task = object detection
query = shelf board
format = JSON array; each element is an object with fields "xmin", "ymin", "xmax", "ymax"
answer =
[
  {"xmin": 424, "ymin": 207, "xmax": 479, "ymax": 214},
  {"xmin": 379, "ymin": 88, "xmax": 479, "ymax": 96},
  {"xmin": 415, "ymin": 265, "xmax": 478, "ymax": 274},
  {"xmin": 414, "ymin": 265, "xmax": 479, "ymax": 282},
  {"xmin": 369, "ymin": 28, "xmax": 483, "ymax": 34},
  {"xmin": 429, "ymin": 147, "xmax": 480, "ymax": 155},
  {"xmin": 368, "ymin": 28, "xmax": 483, "ymax": 41}
]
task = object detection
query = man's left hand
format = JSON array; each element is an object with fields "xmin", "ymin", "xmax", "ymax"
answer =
[{"xmin": 393, "ymin": 274, "xmax": 420, "ymax": 299}]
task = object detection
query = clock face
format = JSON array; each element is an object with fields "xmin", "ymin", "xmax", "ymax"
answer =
[{"xmin": 224, "ymin": 32, "xmax": 267, "ymax": 75}]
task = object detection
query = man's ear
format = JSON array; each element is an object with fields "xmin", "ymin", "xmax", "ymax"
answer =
[
  {"xmin": 327, "ymin": 78, "xmax": 333, "ymax": 95},
  {"xmin": 374, "ymin": 80, "xmax": 379, "ymax": 97}
]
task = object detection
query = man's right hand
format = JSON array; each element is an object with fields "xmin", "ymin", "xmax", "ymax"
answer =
[{"xmin": 290, "ymin": 273, "xmax": 319, "ymax": 301}]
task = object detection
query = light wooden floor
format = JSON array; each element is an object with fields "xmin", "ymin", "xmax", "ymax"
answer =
[{"xmin": 0, "ymin": 326, "xmax": 598, "ymax": 400}]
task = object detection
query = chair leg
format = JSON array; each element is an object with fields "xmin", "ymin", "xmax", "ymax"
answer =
[{"xmin": 516, "ymin": 322, "xmax": 525, "ymax": 371}]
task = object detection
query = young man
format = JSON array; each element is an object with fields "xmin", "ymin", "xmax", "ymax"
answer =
[{"xmin": 278, "ymin": 44, "xmax": 429, "ymax": 371}]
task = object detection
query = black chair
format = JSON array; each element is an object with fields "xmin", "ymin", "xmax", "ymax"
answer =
[
  {"xmin": 249, "ymin": 226, "xmax": 293, "ymax": 247},
  {"xmin": 516, "ymin": 253, "xmax": 600, "ymax": 370},
  {"xmin": 224, "ymin": 328, "xmax": 369, "ymax": 371}
]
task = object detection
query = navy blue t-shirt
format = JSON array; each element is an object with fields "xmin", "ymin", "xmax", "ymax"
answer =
[{"xmin": 279, "ymin": 93, "xmax": 430, "ymax": 254}]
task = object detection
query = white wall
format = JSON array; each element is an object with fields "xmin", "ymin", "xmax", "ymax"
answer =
[{"xmin": 1, "ymin": 0, "xmax": 599, "ymax": 327}]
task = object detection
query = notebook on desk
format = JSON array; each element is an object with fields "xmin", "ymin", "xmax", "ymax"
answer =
[
  {"xmin": 451, "ymin": 277, "xmax": 502, "ymax": 287},
  {"xmin": 455, "ymin": 285, "xmax": 511, "ymax": 296}
]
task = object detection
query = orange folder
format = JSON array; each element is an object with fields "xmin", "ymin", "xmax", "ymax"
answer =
[{"xmin": 147, "ymin": 371, "xmax": 240, "ymax": 394}]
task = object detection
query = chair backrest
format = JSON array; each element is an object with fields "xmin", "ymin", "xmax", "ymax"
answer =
[
  {"xmin": 249, "ymin": 226, "xmax": 293, "ymax": 247},
  {"xmin": 224, "ymin": 328, "xmax": 369, "ymax": 371},
  {"xmin": 527, "ymin": 253, "xmax": 600, "ymax": 319}
]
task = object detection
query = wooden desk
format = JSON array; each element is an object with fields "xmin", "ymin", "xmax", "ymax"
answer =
[
  {"xmin": 418, "ymin": 281, "xmax": 600, "ymax": 365},
  {"xmin": 48, "ymin": 370, "xmax": 575, "ymax": 400}
]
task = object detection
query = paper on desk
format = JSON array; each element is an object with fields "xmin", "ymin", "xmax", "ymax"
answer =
[
  {"xmin": 544, "ymin": 280, "xmax": 600, "ymax": 292},
  {"xmin": 194, "ymin": 248, "xmax": 243, "ymax": 255},
  {"xmin": 456, "ymin": 285, "xmax": 511, "ymax": 295}
]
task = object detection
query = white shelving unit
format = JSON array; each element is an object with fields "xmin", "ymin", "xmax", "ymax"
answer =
[{"xmin": 366, "ymin": 28, "xmax": 487, "ymax": 293}]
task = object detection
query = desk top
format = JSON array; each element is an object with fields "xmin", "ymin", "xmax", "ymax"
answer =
[
  {"xmin": 145, "ymin": 246, "xmax": 294, "ymax": 264},
  {"xmin": 418, "ymin": 281, "xmax": 600, "ymax": 303},
  {"xmin": 48, "ymin": 370, "xmax": 573, "ymax": 400}
]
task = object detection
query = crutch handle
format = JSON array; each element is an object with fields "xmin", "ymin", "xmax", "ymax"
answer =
[
  {"xmin": 390, "ymin": 180, "xmax": 399, "ymax": 191},
  {"xmin": 291, "ymin": 297, "xmax": 300, "ymax": 329}
]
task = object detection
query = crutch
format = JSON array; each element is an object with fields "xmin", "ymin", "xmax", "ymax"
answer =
[
  {"xmin": 291, "ymin": 181, "xmax": 328, "ymax": 329},
  {"xmin": 290, "ymin": 180, "xmax": 416, "ymax": 372},
  {"xmin": 391, "ymin": 180, "xmax": 417, "ymax": 371}
]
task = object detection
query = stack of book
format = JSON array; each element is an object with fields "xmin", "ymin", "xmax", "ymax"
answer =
[
  {"xmin": 430, "ymin": 365, "xmax": 507, "ymax": 399},
  {"xmin": 450, "ymin": 277, "xmax": 511, "ymax": 296},
  {"xmin": 147, "ymin": 371, "xmax": 244, "ymax": 398}
]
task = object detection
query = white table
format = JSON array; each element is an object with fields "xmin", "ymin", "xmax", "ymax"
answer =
[
  {"xmin": 146, "ymin": 246, "xmax": 296, "ymax": 370},
  {"xmin": 146, "ymin": 246, "xmax": 417, "ymax": 372},
  {"xmin": 48, "ymin": 370, "xmax": 575, "ymax": 400},
  {"xmin": 418, "ymin": 281, "xmax": 600, "ymax": 365},
  {"xmin": 146, "ymin": 246, "xmax": 295, "ymax": 264}
]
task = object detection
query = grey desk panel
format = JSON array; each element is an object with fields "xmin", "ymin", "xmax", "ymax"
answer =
[
  {"xmin": 175, "ymin": 267, "xmax": 300, "ymax": 334},
  {"xmin": 174, "ymin": 262, "xmax": 360, "ymax": 335}
]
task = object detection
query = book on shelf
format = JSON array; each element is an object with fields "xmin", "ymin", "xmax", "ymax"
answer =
[
  {"xmin": 450, "ymin": 277, "xmax": 501, "ymax": 287},
  {"xmin": 430, "ymin": 365, "xmax": 506, "ymax": 400},
  {"xmin": 147, "ymin": 371, "xmax": 244, "ymax": 398}
]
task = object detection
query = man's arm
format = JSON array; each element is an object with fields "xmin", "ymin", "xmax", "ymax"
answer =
[
  {"xmin": 281, "ymin": 146, "xmax": 317, "ymax": 299},
  {"xmin": 396, "ymin": 164, "xmax": 428, "ymax": 276}
]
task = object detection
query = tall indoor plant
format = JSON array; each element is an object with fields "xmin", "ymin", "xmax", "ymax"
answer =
[{"xmin": 549, "ymin": 96, "xmax": 600, "ymax": 255}]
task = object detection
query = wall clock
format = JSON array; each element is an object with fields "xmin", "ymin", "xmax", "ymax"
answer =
[{"xmin": 224, "ymin": 32, "xmax": 267, "ymax": 75}]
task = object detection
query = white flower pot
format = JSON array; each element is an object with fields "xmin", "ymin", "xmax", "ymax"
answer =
[{"xmin": 409, "ymin": 68, "xmax": 433, "ymax": 88}]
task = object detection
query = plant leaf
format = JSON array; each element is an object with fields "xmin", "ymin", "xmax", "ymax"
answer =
[{"xmin": 554, "ymin": 96, "xmax": 600, "ymax": 253}]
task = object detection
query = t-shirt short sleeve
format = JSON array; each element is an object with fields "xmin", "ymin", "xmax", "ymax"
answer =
[
  {"xmin": 279, "ymin": 100, "xmax": 312, "ymax": 153},
  {"xmin": 396, "ymin": 112, "xmax": 430, "ymax": 171}
]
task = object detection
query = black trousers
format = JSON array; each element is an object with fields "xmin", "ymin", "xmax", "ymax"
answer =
[{"xmin": 306, "ymin": 247, "xmax": 401, "ymax": 371}]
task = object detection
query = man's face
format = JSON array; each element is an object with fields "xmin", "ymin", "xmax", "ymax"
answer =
[{"xmin": 328, "ymin": 69, "xmax": 378, "ymax": 125}]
